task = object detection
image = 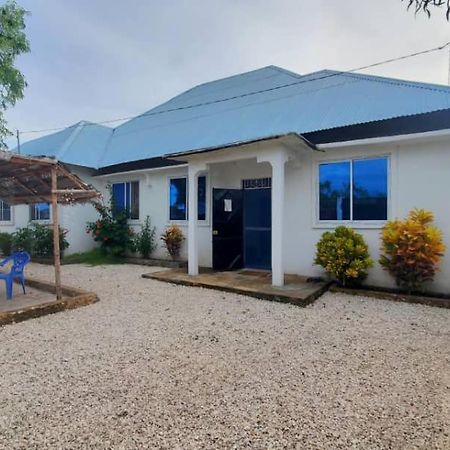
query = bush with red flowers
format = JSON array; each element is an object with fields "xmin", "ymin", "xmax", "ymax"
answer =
[{"xmin": 86, "ymin": 191, "xmax": 134, "ymax": 257}]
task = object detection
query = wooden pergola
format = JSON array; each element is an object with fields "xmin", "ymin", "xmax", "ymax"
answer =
[{"xmin": 0, "ymin": 150, "xmax": 100, "ymax": 299}]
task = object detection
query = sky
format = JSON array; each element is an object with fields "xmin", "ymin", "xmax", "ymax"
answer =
[{"xmin": 5, "ymin": 0, "xmax": 450, "ymax": 147}]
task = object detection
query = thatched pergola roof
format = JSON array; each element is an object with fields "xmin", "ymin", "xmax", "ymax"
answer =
[
  {"xmin": 0, "ymin": 150, "xmax": 100, "ymax": 299},
  {"xmin": 0, "ymin": 150, "xmax": 99, "ymax": 205}
]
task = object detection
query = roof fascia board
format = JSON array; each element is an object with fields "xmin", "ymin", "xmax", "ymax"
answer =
[
  {"xmin": 167, "ymin": 133, "xmax": 318, "ymax": 160},
  {"xmin": 95, "ymin": 163, "xmax": 188, "ymax": 178},
  {"xmin": 317, "ymin": 128, "xmax": 450, "ymax": 149}
]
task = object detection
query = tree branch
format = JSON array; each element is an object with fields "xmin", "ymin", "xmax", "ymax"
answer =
[{"xmin": 404, "ymin": 0, "xmax": 450, "ymax": 20}]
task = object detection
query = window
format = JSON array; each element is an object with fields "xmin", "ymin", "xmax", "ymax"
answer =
[
  {"xmin": 112, "ymin": 181, "xmax": 139, "ymax": 220},
  {"xmin": 170, "ymin": 178, "xmax": 187, "ymax": 220},
  {"xmin": 319, "ymin": 157, "xmax": 388, "ymax": 221},
  {"xmin": 169, "ymin": 176, "xmax": 207, "ymax": 221},
  {"xmin": 0, "ymin": 200, "xmax": 11, "ymax": 222},
  {"xmin": 30, "ymin": 203, "xmax": 50, "ymax": 221},
  {"xmin": 352, "ymin": 158, "xmax": 388, "ymax": 220}
]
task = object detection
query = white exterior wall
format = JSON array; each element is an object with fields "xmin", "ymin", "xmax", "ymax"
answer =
[
  {"xmin": 59, "ymin": 166, "xmax": 100, "ymax": 254},
  {"xmin": 0, "ymin": 203, "xmax": 29, "ymax": 235},
  {"xmin": 100, "ymin": 159, "xmax": 272, "ymax": 266},
  {"xmin": 6, "ymin": 134, "xmax": 450, "ymax": 292},
  {"xmin": 91, "ymin": 133, "xmax": 450, "ymax": 295},
  {"xmin": 157, "ymin": 137, "xmax": 450, "ymax": 293},
  {"xmin": 283, "ymin": 137, "xmax": 450, "ymax": 293},
  {"xmin": 100, "ymin": 166, "xmax": 197, "ymax": 262}
]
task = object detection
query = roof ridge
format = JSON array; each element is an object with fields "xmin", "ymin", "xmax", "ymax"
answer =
[
  {"xmin": 183, "ymin": 65, "xmax": 284, "ymax": 91},
  {"xmin": 82, "ymin": 120, "xmax": 113, "ymax": 129},
  {"xmin": 267, "ymin": 65, "xmax": 303, "ymax": 79},
  {"xmin": 56, "ymin": 121, "xmax": 86, "ymax": 161},
  {"xmin": 97, "ymin": 127, "xmax": 117, "ymax": 168}
]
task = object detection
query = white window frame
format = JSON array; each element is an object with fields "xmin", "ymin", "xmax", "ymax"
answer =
[
  {"xmin": 315, "ymin": 154, "xmax": 391, "ymax": 228},
  {"xmin": 0, "ymin": 200, "xmax": 13, "ymax": 225},
  {"xmin": 167, "ymin": 174, "xmax": 209, "ymax": 224}
]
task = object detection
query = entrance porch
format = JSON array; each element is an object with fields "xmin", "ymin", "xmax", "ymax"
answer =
[
  {"xmin": 143, "ymin": 268, "xmax": 330, "ymax": 306},
  {"xmin": 183, "ymin": 138, "xmax": 308, "ymax": 287}
]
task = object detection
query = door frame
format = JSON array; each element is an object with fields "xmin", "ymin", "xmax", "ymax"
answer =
[{"xmin": 211, "ymin": 178, "xmax": 273, "ymax": 272}]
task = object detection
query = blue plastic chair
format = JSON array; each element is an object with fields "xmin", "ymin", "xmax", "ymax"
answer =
[{"xmin": 0, "ymin": 251, "xmax": 31, "ymax": 300}]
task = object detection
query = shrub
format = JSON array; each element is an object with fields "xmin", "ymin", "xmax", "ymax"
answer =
[
  {"xmin": 314, "ymin": 226, "xmax": 373, "ymax": 287},
  {"xmin": 380, "ymin": 209, "xmax": 445, "ymax": 292},
  {"xmin": 32, "ymin": 223, "xmax": 69, "ymax": 257},
  {"xmin": 86, "ymin": 196, "xmax": 134, "ymax": 257},
  {"xmin": 11, "ymin": 223, "xmax": 69, "ymax": 258},
  {"xmin": 161, "ymin": 224, "xmax": 184, "ymax": 259},
  {"xmin": 11, "ymin": 226, "xmax": 34, "ymax": 253},
  {"xmin": 0, "ymin": 232, "xmax": 12, "ymax": 256},
  {"xmin": 134, "ymin": 216, "xmax": 157, "ymax": 259}
]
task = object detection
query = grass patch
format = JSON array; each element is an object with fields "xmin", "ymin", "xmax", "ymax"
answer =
[{"xmin": 63, "ymin": 249, "xmax": 125, "ymax": 266}]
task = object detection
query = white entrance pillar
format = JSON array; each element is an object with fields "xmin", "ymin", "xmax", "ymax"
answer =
[
  {"xmin": 187, "ymin": 163, "xmax": 206, "ymax": 276},
  {"xmin": 269, "ymin": 153, "xmax": 288, "ymax": 286}
]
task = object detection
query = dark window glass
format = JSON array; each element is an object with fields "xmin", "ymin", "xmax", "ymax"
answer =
[
  {"xmin": 197, "ymin": 176, "xmax": 206, "ymax": 221},
  {"xmin": 129, "ymin": 181, "xmax": 140, "ymax": 220},
  {"xmin": 0, "ymin": 200, "xmax": 11, "ymax": 222},
  {"xmin": 353, "ymin": 158, "xmax": 388, "ymax": 220},
  {"xmin": 112, "ymin": 183, "xmax": 125, "ymax": 215},
  {"xmin": 170, "ymin": 178, "xmax": 187, "ymax": 220},
  {"xmin": 319, "ymin": 162, "xmax": 351, "ymax": 220},
  {"xmin": 30, "ymin": 203, "xmax": 50, "ymax": 221},
  {"xmin": 112, "ymin": 182, "xmax": 139, "ymax": 219}
]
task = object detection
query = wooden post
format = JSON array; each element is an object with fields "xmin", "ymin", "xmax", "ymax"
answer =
[{"xmin": 51, "ymin": 167, "xmax": 62, "ymax": 299}]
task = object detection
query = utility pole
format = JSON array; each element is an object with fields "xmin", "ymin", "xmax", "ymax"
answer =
[
  {"xmin": 448, "ymin": 46, "xmax": 450, "ymax": 86},
  {"xmin": 16, "ymin": 129, "xmax": 21, "ymax": 154}
]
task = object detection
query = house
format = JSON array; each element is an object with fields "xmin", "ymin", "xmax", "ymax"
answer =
[{"xmin": 6, "ymin": 66, "xmax": 450, "ymax": 291}]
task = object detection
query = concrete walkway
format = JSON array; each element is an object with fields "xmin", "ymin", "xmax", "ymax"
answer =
[
  {"xmin": 143, "ymin": 269, "xmax": 330, "ymax": 306},
  {"xmin": 0, "ymin": 285, "xmax": 52, "ymax": 313},
  {"xmin": 0, "ymin": 276, "xmax": 98, "ymax": 326}
]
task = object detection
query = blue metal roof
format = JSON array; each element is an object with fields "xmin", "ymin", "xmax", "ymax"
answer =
[
  {"xmin": 19, "ymin": 66, "xmax": 450, "ymax": 168},
  {"xmin": 19, "ymin": 121, "xmax": 113, "ymax": 168}
]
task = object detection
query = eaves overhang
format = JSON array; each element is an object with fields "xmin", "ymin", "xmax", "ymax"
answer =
[{"xmin": 163, "ymin": 132, "xmax": 319, "ymax": 160}]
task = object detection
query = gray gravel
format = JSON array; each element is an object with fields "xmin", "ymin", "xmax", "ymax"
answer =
[{"xmin": 0, "ymin": 263, "xmax": 449, "ymax": 449}]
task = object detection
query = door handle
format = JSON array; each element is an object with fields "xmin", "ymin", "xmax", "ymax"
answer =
[{"xmin": 213, "ymin": 230, "xmax": 219, "ymax": 236}]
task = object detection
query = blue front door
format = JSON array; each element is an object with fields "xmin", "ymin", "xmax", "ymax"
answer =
[{"xmin": 243, "ymin": 187, "xmax": 271, "ymax": 270}]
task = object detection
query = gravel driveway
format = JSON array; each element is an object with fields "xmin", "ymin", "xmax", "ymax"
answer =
[{"xmin": 0, "ymin": 263, "xmax": 449, "ymax": 449}]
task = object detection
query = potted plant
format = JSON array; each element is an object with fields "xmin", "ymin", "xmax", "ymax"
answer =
[{"xmin": 161, "ymin": 224, "xmax": 184, "ymax": 260}]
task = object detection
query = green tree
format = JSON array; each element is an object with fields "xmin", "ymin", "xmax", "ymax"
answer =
[
  {"xmin": 0, "ymin": 1, "xmax": 30, "ymax": 147},
  {"xmin": 403, "ymin": 0, "xmax": 450, "ymax": 19}
]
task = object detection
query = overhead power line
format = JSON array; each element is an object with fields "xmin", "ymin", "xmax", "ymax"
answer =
[{"xmin": 18, "ymin": 41, "xmax": 450, "ymax": 137}]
